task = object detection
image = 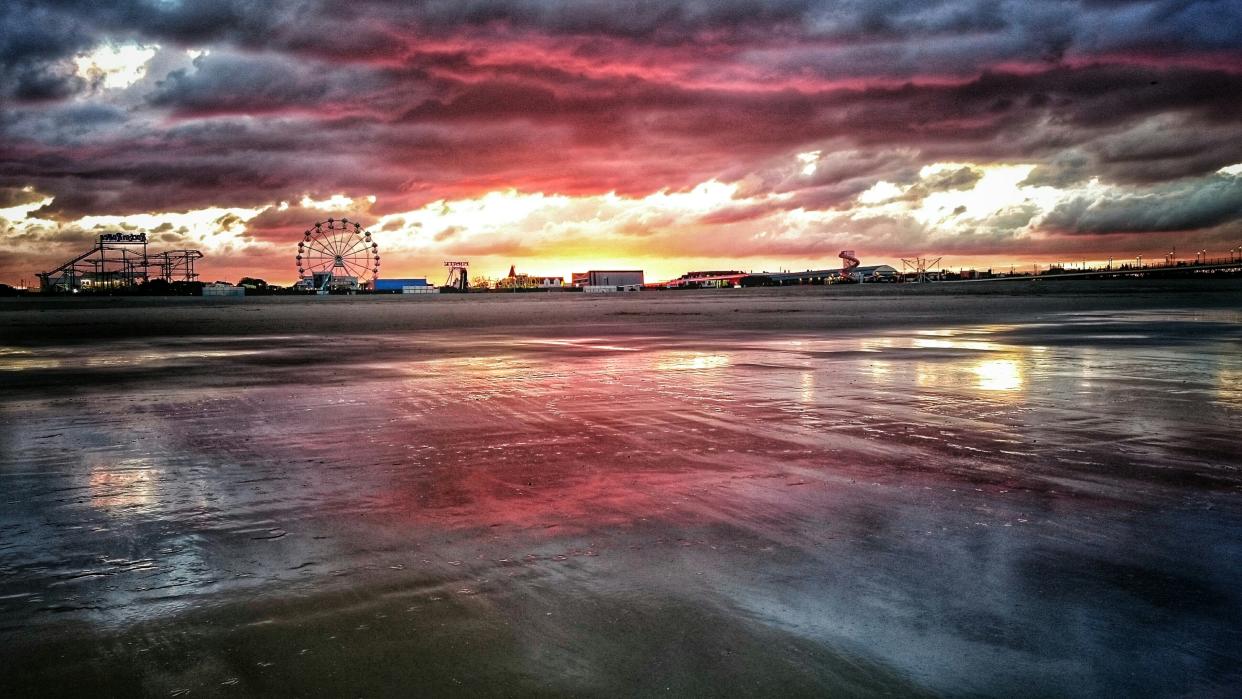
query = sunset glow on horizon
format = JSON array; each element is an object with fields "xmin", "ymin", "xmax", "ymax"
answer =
[{"xmin": 3, "ymin": 1, "xmax": 1241, "ymax": 285}]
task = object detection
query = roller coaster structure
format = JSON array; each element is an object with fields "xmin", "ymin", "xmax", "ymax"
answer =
[{"xmin": 37, "ymin": 232, "xmax": 203, "ymax": 291}]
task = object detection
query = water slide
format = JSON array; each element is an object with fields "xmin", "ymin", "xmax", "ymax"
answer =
[{"xmin": 838, "ymin": 250, "xmax": 860, "ymax": 279}]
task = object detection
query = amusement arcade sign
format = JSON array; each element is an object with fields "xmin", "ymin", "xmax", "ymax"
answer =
[{"xmin": 99, "ymin": 232, "xmax": 147, "ymax": 244}]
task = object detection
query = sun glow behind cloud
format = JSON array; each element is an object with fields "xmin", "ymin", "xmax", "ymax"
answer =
[
  {"xmin": 911, "ymin": 164, "xmax": 1061, "ymax": 228},
  {"xmin": 7, "ymin": 160, "xmax": 1242, "ymax": 285},
  {"xmin": 0, "ymin": 187, "xmax": 53, "ymax": 221},
  {"xmin": 375, "ymin": 181, "xmax": 741, "ymax": 255},
  {"xmin": 74, "ymin": 43, "xmax": 158, "ymax": 89}
]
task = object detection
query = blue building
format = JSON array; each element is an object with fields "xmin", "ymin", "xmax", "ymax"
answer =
[{"xmin": 373, "ymin": 277, "xmax": 431, "ymax": 292}]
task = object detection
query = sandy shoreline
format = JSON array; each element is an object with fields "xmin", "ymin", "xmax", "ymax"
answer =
[
  {"xmin": 2, "ymin": 280, "xmax": 1241, "ymax": 696},
  {"xmin": 3, "ymin": 278, "xmax": 1241, "ymax": 344}
]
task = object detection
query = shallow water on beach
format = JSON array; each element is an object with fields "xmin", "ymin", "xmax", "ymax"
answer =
[{"xmin": 3, "ymin": 308, "xmax": 1241, "ymax": 696}]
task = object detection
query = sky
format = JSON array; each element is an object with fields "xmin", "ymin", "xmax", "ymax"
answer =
[{"xmin": 2, "ymin": 0, "xmax": 1241, "ymax": 286}]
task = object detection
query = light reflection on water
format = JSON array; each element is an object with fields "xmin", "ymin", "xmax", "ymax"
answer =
[
  {"xmin": 654, "ymin": 351, "xmax": 731, "ymax": 371},
  {"xmin": 1217, "ymin": 367, "xmax": 1242, "ymax": 407},
  {"xmin": 973, "ymin": 358, "xmax": 1023, "ymax": 391},
  {"xmin": 2, "ymin": 311, "xmax": 1241, "ymax": 696},
  {"xmin": 88, "ymin": 458, "xmax": 159, "ymax": 512}
]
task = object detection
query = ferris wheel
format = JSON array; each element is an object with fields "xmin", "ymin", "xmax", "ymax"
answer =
[{"xmin": 296, "ymin": 218, "xmax": 379, "ymax": 287}]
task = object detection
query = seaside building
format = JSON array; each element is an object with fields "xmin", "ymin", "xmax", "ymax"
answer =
[
  {"xmin": 571, "ymin": 270, "xmax": 645, "ymax": 288},
  {"xmin": 293, "ymin": 271, "xmax": 360, "ymax": 292},
  {"xmin": 202, "ymin": 283, "xmax": 244, "ymax": 297},
  {"xmin": 655, "ymin": 264, "xmax": 899, "ymax": 288},
  {"xmin": 496, "ymin": 265, "xmax": 565, "ymax": 289},
  {"xmin": 768, "ymin": 264, "xmax": 899, "ymax": 284},
  {"xmin": 373, "ymin": 278, "xmax": 433, "ymax": 292}
]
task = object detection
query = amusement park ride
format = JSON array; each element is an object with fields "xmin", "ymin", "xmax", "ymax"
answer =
[
  {"xmin": 901, "ymin": 256, "xmax": 943, "ymax": 283},
  {"xmin": 443, "ymin": 261, "xmax": 469, "ymax": 291},
  {"xmin": 295, "ymin": 218, "xmax": 380, "ymax": 292},
  {"xmin": 838, "ymin": 250, "xmax": 860, "ymax": 277},
  {"xmin": 37, "ymin": 232, "xmax": 203, "ymax": 291}
]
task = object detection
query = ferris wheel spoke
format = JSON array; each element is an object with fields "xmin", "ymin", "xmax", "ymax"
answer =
[
  {"xmin": 323, "ymin": 230, "xmax": 343, "ymax": 256},
  {"xmin": 310, "ymin": 227, "xmax": 330, "ymax": 255},
  {"xmin": 318, "ymin": 228, "xmax": 340, "ymax": 256},
  {"xmin": 347, "ymin": 249, "xmax": 373, "ymax": 267},
  {"xmin": 341, "ymin": 237, "xmax": 370, "ymax": 257},
  {"xmin": 304, "ymin": 240, "xmax": 336, "ymax": 258},
  {"xmin": 346, "ymin": 246, "xmax": 374, "ymax": 264},
  {"xmin": 334, "ymin": 231, "xmax": 352, "ymax": 256},
  {"xmin": 346, "ymin": 258, "xmax": 369, "ymax": 278},
  {"xmin": 333, "ymin": 229, "xmax": 353, "ymax": 256}
]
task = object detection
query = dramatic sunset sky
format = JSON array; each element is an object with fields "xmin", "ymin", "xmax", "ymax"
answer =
[{"xmin": 2, "ymin": 1, "xmax": 1241, "ymax": 285}]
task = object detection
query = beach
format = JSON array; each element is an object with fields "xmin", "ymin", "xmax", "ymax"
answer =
[{"xmin": 2, "ymin": 281, "xmax": 1241, "ymax": 696}]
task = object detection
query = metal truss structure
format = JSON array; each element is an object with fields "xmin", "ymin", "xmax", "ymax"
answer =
[
  {"xmin": 901, "ymin": 256, "xmax": 943, "ymax": 283},
  {"xmin": 443, "ymin": 260, "xmax": 469, "ymax": 291},
  {"xmin": 37, "ymin": 233, "xmax": 204, "ymax": 291}
]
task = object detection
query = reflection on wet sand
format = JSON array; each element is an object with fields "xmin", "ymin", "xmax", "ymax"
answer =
[
  {"xmin": 2, "ymin": 310, "xmax": 1242, "ymax": 696},
  {"xmin": 88, "ymin": 458, "xmax": 158, "ymax": 511},
  {"xmin": 973, "ymin": 357, "xmax": 1022, "ymax": 391}
]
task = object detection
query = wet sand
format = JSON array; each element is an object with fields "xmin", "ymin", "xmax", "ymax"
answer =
[{"xmin": 2, "ymin": 282, "xmax": 1241, "ymax": 697}]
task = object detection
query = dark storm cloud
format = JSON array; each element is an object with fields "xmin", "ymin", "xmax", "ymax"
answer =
[
  {"xmin": 1022, "ymin": 150, "xmax": 1092, "ymax": 188},
  {"xmin": 1041, "ymin": 173, "xmax": 1242, "ymax": 234},
  {"xmin": 893, "ymin": 165, "xmax": 984, "ymax": 203},
  {"xmin": 369, "ymin": 0, "xmax": 817, "ymax": 37},
  {"xmin": 147, "ymin": 54, "xmax": 333, "ymax": 115},
  {"xmin": 11, "ymin": 56, "xmax": 1242, "ymax": 221},
  {"xmin": 1090, "ymin": 121, "xmax": 1242, "ymax": 183},
  {"xmin": 1, "ymin": 0, "xmax": 1241, "ymax": 273},
  {"xmin": 0, "ymin": 3, "xmax": 92, "ymax": 101},
  {"xmin": 0, "ymin": 186, "xmax": 45, "ymax": 208}
]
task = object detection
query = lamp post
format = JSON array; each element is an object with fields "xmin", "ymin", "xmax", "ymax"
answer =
[{"xmin": 1136, "ymin": 254, "xmax": 1143, "ymax": 267}]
